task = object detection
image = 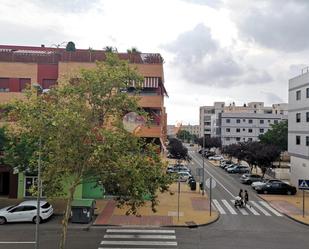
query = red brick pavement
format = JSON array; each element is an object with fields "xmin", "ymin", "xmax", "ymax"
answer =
[
  {"xmin": 94, "ymin": 200, "xmax": 116, "ymax": 225},
  {"xmin": 109, "ymin": 215, "xmax": 173, "ymax": 226},
  {"xmin": 191, "ymin": 197, "xmax": 210, "ymax": 211}
]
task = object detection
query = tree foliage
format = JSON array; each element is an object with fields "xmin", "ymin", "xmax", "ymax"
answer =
[
  {"xmin": 259, "ymin": 120, "xmax": 288, "ymax": 151},
  {"xmin": 65, "ymin": 41, "xmax": 76, "ymax": 52},
  {"xmin": 5, "ymin": 53, "xmax": 172, "ymax": 249},
  {"xmin": 197, "ymin": 136, "xmax": 222, "ymax": 149},
  {"xmin": 167, "ymin": 138, "xmax": 190, "ymax": 161},
  {"xmin": 176, "ymin": 130, "xmax": 191, "ymax": 142}
]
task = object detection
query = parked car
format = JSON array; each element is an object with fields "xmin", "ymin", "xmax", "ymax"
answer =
[
  {"xmin": 205, "ymin": 152, "xmax": 216, "ymax": 158},
  {"xmin": 208, "ymin": 155, "xmax": 224, "ymax": 161},
  {"xmin": 227, "ymin": 165, "xmax": 250, "ymax": 174},
  {"xmin": 177, "ymin": 171, "xmax": 192, "ymax": 182},
  {"xmin": 167, "ymin": 165, "xmax": 191, "ymax": 174},
  {"xmin": 255, "ymin": 181, "xmax": 297, "ymax": 195},
  {"xmin": 0, "ymin": 200, "xmax": 53, "ymax": 225},
  {"xmin": 220, "ymin": 160, "xmax": 233, "ymax": 169},
  {"xmin": 224, "ymin": 164, "xmax": 238, "ymax": 171},
  {"xmin": 251, "ymin": 179, "xmax": 282, "ymax": 190},
  {"xmin": 240, "ymin": 174, "xmax": 263, "ymax": 184}
]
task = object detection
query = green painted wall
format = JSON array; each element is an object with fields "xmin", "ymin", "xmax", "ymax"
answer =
[{"xmin": 82, "ymin": 180, "xmax": 105, "ymax": 199}]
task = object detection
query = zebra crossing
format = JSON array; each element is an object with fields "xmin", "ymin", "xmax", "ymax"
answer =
[
  {"xmin": 98, "ymin": 228, "xmax": 178, "ymax": 249},
  {"xmin": 212, "ymin": 199, "xmax": 283, "ymax": 217}
]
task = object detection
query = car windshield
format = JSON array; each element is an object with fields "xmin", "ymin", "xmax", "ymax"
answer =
[{"xmin": 6, "ymin": 205, "xmax": 18, "ymax": 211}]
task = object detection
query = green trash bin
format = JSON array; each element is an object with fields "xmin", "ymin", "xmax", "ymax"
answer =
[{"xmin": 70, "ymin": 199, "xmax": 96, "ymax": 224}]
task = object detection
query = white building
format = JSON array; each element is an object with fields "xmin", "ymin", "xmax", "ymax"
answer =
[
  {"xmin": 288, "ymin": 68, "xmax": 309, "ymax": 186},
  {"xmin": 180, "ymin": 124, "xmax": 200, "ymax": 136},
  {"xmin": 199, "ymin": 101, "xmax": 288, "ymax": 145}
]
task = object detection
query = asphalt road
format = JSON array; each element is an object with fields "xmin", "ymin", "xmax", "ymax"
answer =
[{"xmin": 1, "ymin": 148, "xmax": 309, "ymax": 249}]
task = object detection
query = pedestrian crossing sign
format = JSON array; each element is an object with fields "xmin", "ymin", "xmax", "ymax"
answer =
[{"xmin": 298, "ymin": 179, "xmax": 309, "ymax": 190}]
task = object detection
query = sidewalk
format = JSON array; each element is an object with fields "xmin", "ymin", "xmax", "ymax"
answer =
[
  {"xmin": 94, "ymin": 182, "xmax": 219, "ymax": 227},
  {"xmin": 259, "ymin": 191, "xmax": 309, "ymax": 225}
]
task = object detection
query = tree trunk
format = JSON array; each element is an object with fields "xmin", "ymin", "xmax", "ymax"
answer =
[{"xmin": 59, "ymin": 182, "xmax": 78, "ymax": 249}]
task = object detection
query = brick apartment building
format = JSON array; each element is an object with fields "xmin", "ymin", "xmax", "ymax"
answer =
[{"xmin": 0, "ymin": 44, "xmax": 168, "ymax": 198}]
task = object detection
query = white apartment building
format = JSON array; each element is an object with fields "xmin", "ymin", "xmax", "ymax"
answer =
[
  {"xmin": 199, "ymin": 102, "xmax": 288, "ymax": 145},
  {"xmin": 288, "ymin": 69, "xmax": 309, "ymax": 186},
  {"xmin": 180, "ymin": 124, "xmax": 200, "ymax": 136}
]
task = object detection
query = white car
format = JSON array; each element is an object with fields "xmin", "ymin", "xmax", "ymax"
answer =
[
  {"xmin": 208, "ymin": 155, "xmax": 224, "ymax": 161},
  {"xmin": 251, "ymin": 179, "xmax": 282, "ymax": 190},
  {"xmin": 177, "ymin": 171, "xmax": 192, "ymax": 182},
  {"xmin": 0, "ymin": 200, "xmax": 53, "ymax": 225}
]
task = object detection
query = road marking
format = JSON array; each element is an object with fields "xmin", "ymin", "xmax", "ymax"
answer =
[
  {"xmin": 101, "ymin": 241, "xmax": 178, "ymax": 246},
  {"xmin": 213, "ymin": 199, "xmax": 226, "ymax": 214},
  {"xmin": 259, "ymin": 201, "xmax": 283, "ymax": 217},
  {"xmin": 0, "ymin": 242, "xmax": 35, "ymax": 244},
  {"xmin": 230, "ymin": 200, "xmax": 249, "ymax": 215},
  {"xmin": 250, "ymin": 201, "xmax": 271, "ymax": 216},
  {"xmin": 245, "ymin": 204, "xmax": 260, "ymax": 215},
  {"xmin": 221, "ymin": 199, "xmax": 237, "ymax": 214},
  {"xmin": 104, "ymin": 234, "xmax": 176, "ymax": 239},
  {"xmin": 190, "ymin": 152, "xmax": 235, "ymax": 198},
  {"xmin": 99, "ymin": 248, "xmax": 175, "ymax": 249},
  {"xmin": 106, "ymin": 229, "xmax": 175, "ymax": 234}
]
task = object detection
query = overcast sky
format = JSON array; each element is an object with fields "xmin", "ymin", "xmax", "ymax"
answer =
[{"xmin": 1, "ymin": 0, "xmax": 309, "ymax": 125}]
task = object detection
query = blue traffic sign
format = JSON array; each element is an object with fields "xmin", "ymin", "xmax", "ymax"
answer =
[{"xmin": 298, "ymin": 179, "xmax": 309, "ymax": 190}]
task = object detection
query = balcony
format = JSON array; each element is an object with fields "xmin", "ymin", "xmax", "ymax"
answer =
[
  {"xmin": 138, "ymin": 95, "xmax": 163, "ymax": 108},
  {"xmin": 136, "ymin": 124, "xmax": 162, "ymax": 138}
]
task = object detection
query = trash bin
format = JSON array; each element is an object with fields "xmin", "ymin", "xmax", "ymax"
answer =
[
  {"xmin": 189, "ymin": 180, "xmax": 196, "ymax": 191},
  {"xmin": 70, "ymin": 199, "xmax": 96, "ymax": 224},
  {"xmin": 199, "ymin": 182, "xmax": 204, "ymax": 191}
]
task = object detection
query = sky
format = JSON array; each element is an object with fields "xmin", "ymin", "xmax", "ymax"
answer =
[{"xmin": 1, "ymin": 0, "xmax": 309, "ymax": 125}]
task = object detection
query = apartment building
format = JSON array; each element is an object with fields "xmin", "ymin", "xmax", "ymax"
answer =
[
  {"xmin": 200, "ymin": 102, "xmax": 287, "ymax": 146},
  {"xmin": 180, "ymin": 124, "xmax": 199, "ymax": 136},
  {"xmin": 288, "ymin": 68, "xmax": 309, "ymax": 186},
  {"xmin": 0, "ymin": 44, "xmax": 168, "ymax": 198}
]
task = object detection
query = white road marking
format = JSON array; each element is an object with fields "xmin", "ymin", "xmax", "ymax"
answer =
[
  {"xmin": 101, "ymin": 241, "xmax": 178, "ymax": 246},
  {"xmin": 0, "ymin": 242, "xmax": 35, "ymax": 244},
  {"xmin": 222, "ymin": 199, "xmax": 237, "ymax": 214},
  {"xmin": 259, "ymin": 201, "xmax": 283, "ymax": 217},
  {"xmin": 245, "ymin": 204, "xmax": 260, "ymax": 215},
  {"xmin": 190, "ymin": 152, "xmax": 235, "ymax": 198},
  {"xmin": 213, "ymin": 199, "xmax": 226, "ymax": 214},
  {"xmin": 104, "ymin": 234, "xmax": 176, "ymax": 239},
  {"xmin": 106, "ymin": 229, "xmax": 175, "ymax": 234},
  {"xmin": 250, "ymin": 201, "xmax": 271, "ymax": 216},
  {"xmin": 99, "ymin": 248, "xmax": 175, "ymax": 249},
  {"xmin": 230, "ymin": 200, "xmax": 249, "ymax": 215}
]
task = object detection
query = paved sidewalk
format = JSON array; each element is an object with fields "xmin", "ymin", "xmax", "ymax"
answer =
[
  {"xmin": 94, "ymin": 182, "xmax": 218, "ymax": 227},
  {"xmin": 259, "ymin": 191, "xmax": 309, "ymax": 225}
]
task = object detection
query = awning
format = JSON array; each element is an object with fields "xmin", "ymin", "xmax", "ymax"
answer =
[{"xmin": 143, "ymin": 77, "xmax": 159, "ymax": 88}]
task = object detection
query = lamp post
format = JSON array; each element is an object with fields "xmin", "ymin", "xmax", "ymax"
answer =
[
  {"xmin": 202, "ymin": 135, "xmax": 205, "ymax": 195},
  {"xmin": 32, "ymin": 83, "xmax": 43, "ymax": 249}
]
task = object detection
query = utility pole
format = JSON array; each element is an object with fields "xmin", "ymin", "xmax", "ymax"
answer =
[{"xmin": 202, "ymin": 135, "xmax": 205, "ymax": 195}]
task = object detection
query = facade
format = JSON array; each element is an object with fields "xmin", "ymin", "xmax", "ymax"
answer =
[
  {"xmin": 200, "ymin": 102, "xmax": 288, "ymax": 146},
  {"xmin": 0, "ymin": 44, "xmax": 168, "ymax": 198},
  {"xmin": 180, "ymin": 124, "xmax": 199, "ymax": 136},
  {"xmin": 288, "ymin": 69, "xmax": 309, "ymax": 186}
]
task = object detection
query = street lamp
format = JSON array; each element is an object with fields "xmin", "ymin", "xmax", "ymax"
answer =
[
  {"xmin": 202, "ymin": 135, "xmax": 205, "ymax": 195},
  {"xmin": 32, "ymin": 83, "xmax": 43, "ymax": 249}
]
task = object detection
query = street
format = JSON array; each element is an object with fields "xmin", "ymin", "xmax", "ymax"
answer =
[{"xmin": 0, "ymin": 148, "xmax": 309, "ymax": 249}]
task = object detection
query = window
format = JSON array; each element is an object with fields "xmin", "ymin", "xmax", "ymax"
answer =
[
  {"xmin": 42, "ymin": 79, "xmax": 57, "ymax": 89},
  {"xmin": 307, "ymin": 88, "xmax": 309, "ymax": 98},
  {"xmin": 23, "ymin": 206, "xmax": 36, "ymax": 211},
  {"xmin": 274, "ymin": 120, "xmax": 278, "ymax": 124},
  {"xmin": 19, "ymin": 78, "xmax": 31, "ymax": 92},
  {"xmin": 243, "ymin": 128, "xmax": 245, "ymax": 131},
  {"xmin": 0, "ymin": 78, "xmax": 9, "ymax": 92},
  {"xmin": 10, "ymin": 206, "xmax": 25, "ymax": 212},
  {"xmin": 226, "ymin": 137, "xmax": 230, "ymax": 141},
  {"xmin": 306, "ymin": 136, "xmax": 309, "ymax": 146},
  {"xmin": 226, "ymin": 128, "xmax": 230, "ymax": 132},
  {"xmin": 226, "ymin": 119, "xmax": 230, "ymax": 123},
  {"xmin": 296, "ymin": 135, "xmax": 301, "ymax": 145},
  {"xmin": 248, "ymin": 129, "xmax": 253, "ymax": 133},
  {"xmin": 306, "ymin": 112, "xmax": 309, "ymax": 122},
  {"xmin": 248, "ymin": 119, "xmax": 253, "ymax": 124},
  {"xmin": 243, "ymin": 119, "xmax": 246, "ymax": 122},
  {"xmin": 236, "ymin": 137, "xmax": 240, "ymax": 141},
  {"xmin": 260, "ymin": 128, "xmax": 264, "ymax": 133},
  {"xmin": 260, "ymin": 120, "xmax": 264, "ymax": 124},
  {"xmin": 236, "ymin": 128, "xmax": 240, "ymax": 133},
  {"xmin": 296, "ymin": 113, "xmax": 301, "ymax": 123},
  {"xmin": 248, "ymin": 138, "xmax": 253, "ymax": 142},
  {"xmin": 268, "ymin": 120, "xmax": 271, "ymax": 123},
  {"xmin": 236, "ymin": 119, "xmax": 240, "ymax": 123},
  {"xmin": 296, "ymin": 90, "xmax": 301, "ymax": 100}
]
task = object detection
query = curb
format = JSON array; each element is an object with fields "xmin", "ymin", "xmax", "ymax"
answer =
[
  {"xmin": 90, "ymin": 212, "xmax": 220, "ymax": 229},
  {"xmin": 257, "ymin": 194, "xmax": 309, "ymax": 227}
]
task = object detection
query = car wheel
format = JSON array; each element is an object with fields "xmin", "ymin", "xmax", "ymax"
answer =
[
  {"xmin": 263, "ymin": 190, "xmax": 268, "ymax": 194},
  {"xmin": 0, "ymin": 217, "xmax": 6, "ymax": 225},
  {"xmin": 287, "ymin": 190, "xmax": 292, "ymax": 195},
  {"xmin": 33, "ymin": 216, "xmax": 42, "ymax": 224}
]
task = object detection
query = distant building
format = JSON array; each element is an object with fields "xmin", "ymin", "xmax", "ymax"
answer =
[
  {"xmin": 200, "ymin": 102, "xmax": 287, "ymax": 146},
  {"xmin": 288, "ymin": 68, "xmax": 309, "ymax": 186},
  {"xmin": 180, "ymin": 124, "xmax": 199, "ymax": 136}
]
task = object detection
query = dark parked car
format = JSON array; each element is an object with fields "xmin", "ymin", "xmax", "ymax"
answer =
[
  {"xmin": 227, "ymin": 165, "xmax": 250, "ymax": 174},
  {"xmin": 240, "ymin": 174, "xmax": 263, "ymax": 184},
  {"xmin": 255, "ymin": 182, "xmax": 297, "ymax": 195}
]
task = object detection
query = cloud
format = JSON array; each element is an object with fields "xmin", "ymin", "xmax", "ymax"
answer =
[
  {"xmin": 230, "ymin": 0, "xmax": 309, "ymax": 52},
  {"xmin": 261, "ymin": 91, "xmax": 284, "ymax": 104},
  {"xmin": 180, "ymin": 0, "xmax": 222, "ymax": 8},
  {"xmin": 30, "ymin": 0, "xmax": 99, "ymax": 13},
  {"xmin": 162, "ymin": 23, "xmax": 272, "ymax": 87}
]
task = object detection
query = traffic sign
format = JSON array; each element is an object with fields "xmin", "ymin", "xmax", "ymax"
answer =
[
  {"xmin": 298, "ymin": 179, "xmax": 309, "ymax": 190},
  {"xmin": 206, "ymin": 178, "xmax": 216, "ymax": 189}
]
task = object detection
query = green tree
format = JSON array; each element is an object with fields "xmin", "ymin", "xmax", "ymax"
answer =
[
  {"xmin": 6, "ymin": 53, "xmax": 172, "ymax": 249},
  {"xmin": 167, "ymin": 138, "xmax": 190, "ymax": 162},
  {"xmin": 259, "ymin": 120, "xmax": 288, "ymax": 151},
  {"xmin": 65, "ymin": 41, "xmax": 76, "ymax": 52},
  {"xmin": 176, "ymin": 130, "xmax": 192, "ymax": 142},
  {"xmin": 127, "ymin": 47, "xmax": 141, "ymax": 54}
]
